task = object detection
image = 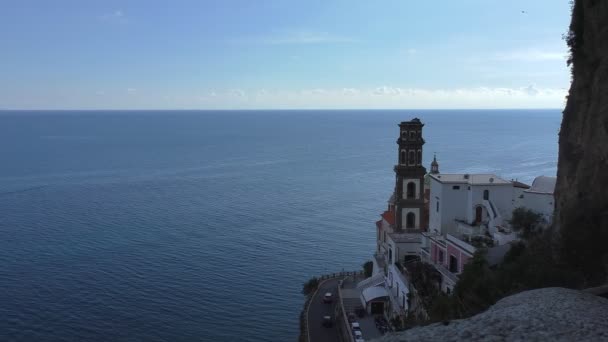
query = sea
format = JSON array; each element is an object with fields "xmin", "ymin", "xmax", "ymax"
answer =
[{"xmin": 0, "ymin": 110, "xmax": 560, "ymax": 341}]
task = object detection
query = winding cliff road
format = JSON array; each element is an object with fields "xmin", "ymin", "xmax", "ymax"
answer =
[{"xmin": 307, "ymin": 278, "xmax": 341, "ymax": 342}]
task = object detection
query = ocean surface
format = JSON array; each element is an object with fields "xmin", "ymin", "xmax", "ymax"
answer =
[{"xmin": 0, "ymin": 110, "xmax": 560, "ymax": 341}]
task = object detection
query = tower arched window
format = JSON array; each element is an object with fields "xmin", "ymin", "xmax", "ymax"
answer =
[
  {"xmin": 407, "ymin": 182, "xmax": 415, "ymax": 199},
  {"xmin": 408, "ymin": 150, "xmax": 415, "ymax": 165},
  {"xmin": 417, "ymin": 149, "xmax": 422, "ymax": 165},
  {"xmin": 483, "ymin": 190, "xmax": 489, "ymax": 200},
  {"xmin": 400, "ymin": 150, "xmax": 406, "ymax": 164},
  {"xmin": 406, "ymin": 212, "xmax": 415, "ymax": 229}
]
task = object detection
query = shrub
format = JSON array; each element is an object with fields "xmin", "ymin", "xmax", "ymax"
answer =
[
  {"xmin": 509, "ymin": 207, "xmax": 545, "ymax": 239},
  {"xmin": 362, "ymin": 260, "xmax": 373, "ymax": 278},
  {"xmin": 302, "ymin": 277, "xmax": 319, "ymax": 296}
]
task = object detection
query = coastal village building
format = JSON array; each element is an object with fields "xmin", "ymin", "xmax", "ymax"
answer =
[
  {"xmin": 357, "ymin": 118, "xmax": 558, "ymax": 319},
  {"xmin": 359, "ymin": 118, "xmax": 429, "ymax": 318},
  {"xmin": 421, "ymin": 162, "xmax": 556, "ymax": 292}
]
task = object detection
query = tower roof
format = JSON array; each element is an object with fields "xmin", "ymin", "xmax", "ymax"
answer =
[
  {"xmin": 431, "ymin": 154, "xmax": 438, "ymax": 166},
  {"xmin": 430, "ymin": 153, "xmax": 439, "ymax": 174},
  {"xmin": 399, "ymin": 117, "xmax": 424, "ymax": 126}
]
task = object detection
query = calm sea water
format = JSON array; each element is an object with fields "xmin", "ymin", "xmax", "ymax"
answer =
[{"xmin": 0, "ymin": 110, "xmax": 560, "ymax": 341}]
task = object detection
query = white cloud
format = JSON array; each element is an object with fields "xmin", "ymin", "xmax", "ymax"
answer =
[
  {"xmin": 99, "ymin": 10, "xmax": 127, "ymax": 23},
  {"xmin": 230, "ymin": 89, "xmax": 245, "ymax": 97},
  {"xmin": 373, "ymin": 86, "xmax": 405, "ymax": 96},
  {"xmin": 173, "ymin": 86, "xmax": 566, "ymax": 109},
  {"xmin": 236, "ymin": 30, "xmax": 358, "ymax": 45},
  {"xmin": 494, "ymin": 49, "xmax": 566, "ymax": 62},
  {"xmin": 14, "ymin": 86, "xmax": 566, "ymax": 110},
  {"xmin": 342, "ymin": 88, "xmax": 359, "ymax": 96},
  {"xmin": 523, "ymin": 85, "xmax": 540, "ymax": 96}
]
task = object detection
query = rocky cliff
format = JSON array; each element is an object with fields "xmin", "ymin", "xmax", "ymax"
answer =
[
  {"xmin": 555, "ymin": 0, "xmax": 608, "ymax": 285},
  {"xmin": 374, "ymin": 288, "xmax": 608, "ymax": 342}
]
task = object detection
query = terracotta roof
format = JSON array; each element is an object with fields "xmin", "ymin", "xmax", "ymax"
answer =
[{"xmin": 381, "ymin": 211, "xmax": 395, "ymax": 225}]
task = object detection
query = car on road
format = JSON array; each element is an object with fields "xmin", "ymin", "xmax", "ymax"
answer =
[
  {"xmin": 353, "ymin": 330, "xmax": 365, "ymax": 341},
  {"xmin": 323, "ymin": 292, "xmax": 333, "ymax": 303},
  {"xmin": 322, "ymin": 315, "xmax": 333, "ymax": 327},
  {"xmin": 351, "ymin": 322, "xmax": 361, "ymax": 331}
]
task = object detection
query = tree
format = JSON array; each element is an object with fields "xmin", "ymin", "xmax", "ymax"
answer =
[
  {"xmin": 509, "ymin": 207, "xmax": 544, "ymax": 239},
  {"xmin": 362, "ymin": 260, "xmax": 373, "ymax": 278}
]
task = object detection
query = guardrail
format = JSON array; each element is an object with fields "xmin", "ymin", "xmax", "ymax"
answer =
[{"xmin": 337, "ymin": 284, "xmax": 355, "ymax": 342}]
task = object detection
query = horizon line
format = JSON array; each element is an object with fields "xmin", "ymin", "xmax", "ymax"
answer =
[{"xmin": 0, "ymin": 108, "xmax": 563, "ymax": 112}]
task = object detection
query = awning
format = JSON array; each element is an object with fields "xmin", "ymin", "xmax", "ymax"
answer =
[{"xmin": 362, "ymin": 285, "xmax": 389, "ymax": 302}]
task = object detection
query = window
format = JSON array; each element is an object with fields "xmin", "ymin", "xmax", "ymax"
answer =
[
  {"xmin": 408, "ymin": 150, "xmax": 415, "ymax": 165},
  {"xmin": 417, "ymin": 150, "xmax": 422, "ymax": 165},
  {"xmin": 406, "ymin": 212, "xmax": 415, "ymax": 229},
  {"xmin": 452, "ymin": 185, "xmax": 460, "ymax": 190},
  {"xmin": 406, "ymin": 182, "xmax": 415, "ymax": 199},
  {"xmin": 483, "ymin": 189, "xmax": 489, "ymax": 200},
  {"xmin": 400, "ymin": 150, "xmax": 405, "ymax": 164},
  {"xmin": 402, "ymin": 292, "xmax": 406, "ymax": 308},
  {"xmin": 475, "ymin": 206, "xmax": 483, "ymax": 224},
  {"xmin": 389, "ymin": 248, "xmax": 393, "ymax": 263},
  {"xmin": 402, "ymin": 131, "xmax": 407, "ymax": 140},
  {"xmin": 449, "ymin": 255, "xmax": 458, "ymax": 273},
  {"xmin": 436, "ymin": 201, "xmax": 439, "ymax": 212},
  {"xmin": 409, "ymin": 131, "xmax": 415, "ymax": 140}
]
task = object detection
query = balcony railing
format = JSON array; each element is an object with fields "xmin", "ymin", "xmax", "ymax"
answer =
[{"xmin": 432, "ymin": 261, "xmax": 459, "ymax": 283}]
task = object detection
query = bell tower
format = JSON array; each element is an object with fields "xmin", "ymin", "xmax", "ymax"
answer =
[
  {"xmin": 394, "ymin": 118, "xmax": 427, "ymax": 232},
  {"xmin": 430, "ymin": 153, "xmax": 439, "ymax": 174}
]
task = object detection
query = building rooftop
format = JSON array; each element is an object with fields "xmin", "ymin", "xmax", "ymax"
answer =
[
  {"xmin": 525, "ymin": 176, "xmax": 557, "ymax": 194},
  {"xmin": 382, "ymin": 210, "xmax": 395, "ymax": 225},
  {"xmin": 429, "ymin": 173, "xmax": 511, "ymax": 185},
  {"xmin": 511, "ymin": 180, "xmax": 531, "ymax": 189}
]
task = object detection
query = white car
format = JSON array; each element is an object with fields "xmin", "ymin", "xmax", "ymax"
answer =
[
  {"xmin": 323, "ymin": 292, "xmax": 333, "ymax": 303},
  {"xmin": 354, "ymin": 330, "xmax": 364, "ymax": 341},
  {"xmin": 351, "ymin": 322, "xmax": 361, "ymax": 331}
]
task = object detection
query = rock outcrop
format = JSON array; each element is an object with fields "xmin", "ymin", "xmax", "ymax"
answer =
[
  {"xmin": 555, "ymin": 0, "xmax": 608, "ymax": 284},
  {"xmin": 374, "ymin": 288, "xmax": 608, "ymax": 342}
]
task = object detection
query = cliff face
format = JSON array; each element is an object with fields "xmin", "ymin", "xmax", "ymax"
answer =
[
  {"xmin": 555, "ymin": 0, "xmax": 608, "ymax": 285},
  {"xmin": 374, "ymin": 288, "xmax": 608, "ymax": 342}
]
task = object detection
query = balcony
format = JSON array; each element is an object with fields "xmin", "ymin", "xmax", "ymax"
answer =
[
  {"xmin": 374, "ymin": 252, "xmax": 387, "ymax": 271},
  {"xmin": 431, "ymin": 261, "xmax": 459, "ymax": 284},
  {"xmin": 420, "ymin": 247, "xmax": 430, "ymax": 263}
]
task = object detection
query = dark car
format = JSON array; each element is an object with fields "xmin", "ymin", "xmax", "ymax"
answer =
[{"xmin": 322, "ymin": 315, "xmax": 333, "ymax": 327}]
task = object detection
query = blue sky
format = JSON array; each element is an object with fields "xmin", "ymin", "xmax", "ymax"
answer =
[{"xmin": 0, "ymin": 1, "xmax": 572, "ymax": 109}]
